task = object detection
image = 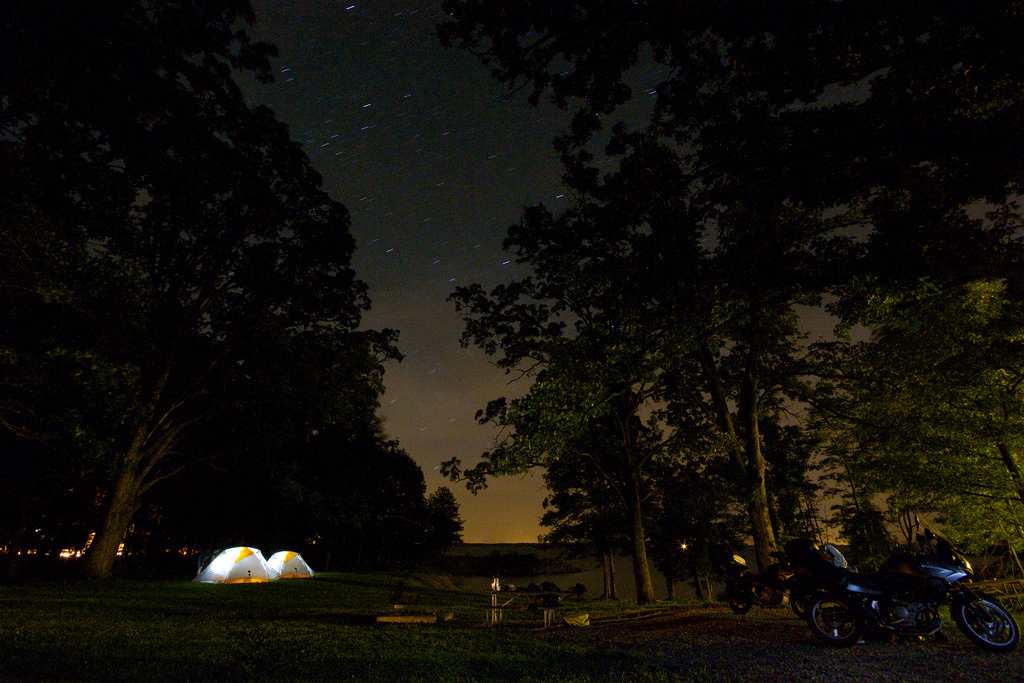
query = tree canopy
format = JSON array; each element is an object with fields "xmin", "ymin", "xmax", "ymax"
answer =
[
  {"xmin": 440, "ymin": 1, "xmax": 1024, "ymax": 580},
  {"xmin": 1, "ymin": 0, "xmax": 462, "ymax": 578}
]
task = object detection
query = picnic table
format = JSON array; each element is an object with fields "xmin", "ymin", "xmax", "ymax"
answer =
[
  {"xmin": 975, "ymin": 577, "xmax": 1024, "ymax": 610},
  {"xmin": 486, "ymin": 582, "xmax": 579, "ymax": 627}
]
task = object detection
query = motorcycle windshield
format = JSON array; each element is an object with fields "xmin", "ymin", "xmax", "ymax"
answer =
[{"xmin": 920, "ymin": 527, "xmax": 973, "ymax": 574}]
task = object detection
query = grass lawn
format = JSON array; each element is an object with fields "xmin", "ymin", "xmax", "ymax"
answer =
[
  {"xmin": 0, "ymin": 572, "xmax": 674, "ymax": 682},
  {"xmin": 3, "ymin": 573, "xmax": 1022, "ymax": 682}
]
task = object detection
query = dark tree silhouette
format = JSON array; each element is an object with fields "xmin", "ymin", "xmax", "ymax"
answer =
[
  {"xmin": 439, "ymin": 0, "xmax": 1024, "ymax": 569},
  {"xmin": 540, "ymin": 443, "xmax": 629, "ymax": 600},
  {"xmin": 444, "ymin": 193, "xmax": 689, "ymax": 603},
  {"xmin": 424, "ymin": 487, "xmax": 465, "ymax": 560},
  {"xmin": 2, "ymin": 1, "xmax": 396, "ymax": 577}
]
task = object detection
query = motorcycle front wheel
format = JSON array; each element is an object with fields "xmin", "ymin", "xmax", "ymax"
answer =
[
  {"xmin": 807, "ymin": 595, "xmax": 863, "ymax": 647},
  {"xmin": 952, "ymin": 596, "xmax": 1019, "ymax": 652}
]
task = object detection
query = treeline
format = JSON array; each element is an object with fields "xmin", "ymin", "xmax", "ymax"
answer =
[
  {"xmin": 439, "ymin": 1, "xmax": 1024, "ymax": 603},
  {"xmin": 0, "ymin": 1, "xmax": 460, "ymax": 579}
]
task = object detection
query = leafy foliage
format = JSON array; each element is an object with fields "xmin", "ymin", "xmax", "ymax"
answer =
[
  {"xmin": 440, "ymin": 1, "xmax": 1024, "ymax": 568},
  {"xmin": 0, "ymin": 1, "xmax": 457, "ymax": 575},
  {"xmin": 813, "ymin": 280, "xmax": 1024, "ymax": 552}
]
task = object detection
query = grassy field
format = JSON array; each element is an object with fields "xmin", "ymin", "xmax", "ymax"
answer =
[
  {"xmin": 1, "ymin": 572, "xmax": 1022, "ymax": 682},
  {"xmin": 0, "ymin": 572, "xmax": 672, "ymax": 682}
]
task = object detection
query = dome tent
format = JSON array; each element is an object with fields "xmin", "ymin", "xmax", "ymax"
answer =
[
  {"xmin": 195, "ymin": 547, "xmax": 271, "ymax": 584},
  {"xmin": 267, "ymin": 551, "xmax": 314, "ymax": 580}
]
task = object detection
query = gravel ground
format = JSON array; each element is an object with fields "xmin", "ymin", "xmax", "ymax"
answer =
[{"xmin": 544, "ymin": 605, "xmax": 1023, "ymax": 682}]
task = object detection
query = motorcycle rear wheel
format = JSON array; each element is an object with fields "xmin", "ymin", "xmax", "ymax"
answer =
[
  {"xmin": 728, "ymin": 593, "xmax": 753, "ymax": 614},
  {"xmin": 952, "ymin": 596, "xmax": 1019, "ymax": 652},
  {"xmin": 807, "ymin": 595, "xmax": 863, "ymax": 647},
  {"xmin": 790, "ymin": 593, "xmax": 809, "ymax": 619}
]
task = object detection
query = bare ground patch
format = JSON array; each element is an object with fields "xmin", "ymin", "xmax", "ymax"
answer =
[{"xmin": 543, "ymin": 605, "xmax": 1024, "ymax": 682}]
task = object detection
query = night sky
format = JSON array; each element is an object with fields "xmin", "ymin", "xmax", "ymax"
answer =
[
  {"xmin": 239, "ymin": 0, "xmax": 582, "ymax": 543},
  {"xmin": 239, "ymin": 1, "xmax": 839, "ymax": 544},
  {"xmin": 240, "ymin": 1, "xmax": 834, "ymax": 542}
]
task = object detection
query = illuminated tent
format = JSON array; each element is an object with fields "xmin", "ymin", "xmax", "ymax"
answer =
[
  {"xmin": 194, "ymin": 546, "xmax": 271, "ymax": 584},
  {"xmin": 267, "ymin": 551, "xmax": 314, "ymax": 580}
]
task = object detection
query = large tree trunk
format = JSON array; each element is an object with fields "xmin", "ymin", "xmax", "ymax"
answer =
[
  {"xmin": 606, "ymin": 551, "xmax": 618, "ymax": 600},
  {"xmin": 692, "ymin": 569, "xmax": 712, "ymax": 603},
  {"xmin": 997, "ymin": 442, "xmax": 1024, "ymax": 507},
  {"xmin": 700, "ymin": 341, "xmax": 777, "ymax": 572},
  {"xmin": 85, "ymin": 370, "xmax": 186, "ymax": 579},
  {"xmin": 86, "ymin": 468, "xmax": 141, "ymax": 579},
  {"xmin": 600, "ymin": 552, "xmax": 610, "ymax": 598},
  {"xmin": 740, "ymin": 373, "xmax": 777, "ymax": 572},
  {"xmin": 746, "ymin": 490, "xmax": 776, "ymax": 573},
  {"xmin": 626, "ymin": 470, "xmax": 656, "ymax": 605}
]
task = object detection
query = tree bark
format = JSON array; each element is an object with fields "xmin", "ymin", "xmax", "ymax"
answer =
[
  {"xmin": 600, "ymin": 552, "xmax": 610, "ymax": 598},
  {"xmin": 700, "ymin": 340, "xmax": 777, "ymax": 572},
  {"xmin": 626, "ymin": 469, "xmax": 656, "ymax": 605},
  {"xmin": 665, "ymin": 573, "xmax": 675, "ymax": 601},
  {"xmin": 86, "ymin": 468, "xmax": 141, "ymax": 578},
  {"xmin": 607, "ymin": 551, "xmax": 618, "ymax": 600},
  {"xmin": 692, "ymin": 569, "xmax": 710, "ymax": 602},
  {"xmin": 996, "ymin": 442, "xmax": 1024, "ymax": 506},
  {"xmin": 740, "ymin": 372, "xmax": 777, "ymax": 572},
  {"xmin": 699, "ymin": 342, "xmax": 746, "ymax": 475}
]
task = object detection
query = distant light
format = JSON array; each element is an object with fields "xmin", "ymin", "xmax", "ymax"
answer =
[
  {"xmin": 345, "ymin": 4, "xmax": 356, "ymax": 10},
  {"xmin": 679, "ymin": 542, "xmax": 688, "ymax": 551}
]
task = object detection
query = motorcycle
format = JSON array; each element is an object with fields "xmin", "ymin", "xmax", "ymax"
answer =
[
  {"xmin": 804, "ymin": 530, "xmax": 1019, "ymax": 652},
  {"xmin": 717, "ymin": 539, "xmax": 834, "ymax": 618},
  {"xmin": 718, "ymin": 549, "xmax": 786, "ymax": 614}
]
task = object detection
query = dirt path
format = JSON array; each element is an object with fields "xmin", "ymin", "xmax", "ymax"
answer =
[{"xmin": 545, "ymin": 605, "xmax": 1024, "ymax": 682}]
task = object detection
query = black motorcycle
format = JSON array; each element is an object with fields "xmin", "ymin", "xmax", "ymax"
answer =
[
  {"xmin": 717, "ymin": 540, "xmax": 826, "ymax": 618},
  {"xmin": 718, "ymin": 549, "xmax": 786, "ymax": 614},
  {"xmin": 805, "ymin": 532, "xmax": 1019, "ymax": 652}
]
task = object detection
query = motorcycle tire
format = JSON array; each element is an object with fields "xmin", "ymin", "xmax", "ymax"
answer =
[
  {"xmin": 952, "ymin": 595, "xmax": 1019, "ymax": 652},
  {"xmin": 728, "ymin": 594, "xmax": 753, "ymax": 615},
  {"xmin": 790, "ymin": 594, "xmax": 808, "ymax": 619},
  {"xmin": 807, "ymin": 594, "xmax": 863, "ymax": 647},
  {"xmin": 762, "ymin": 588, "xmax": 785, "ymax": 607}
]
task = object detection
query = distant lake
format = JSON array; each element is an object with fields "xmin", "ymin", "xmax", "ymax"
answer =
[{"xmin": 442, "ymin": 543, "xmax": 711, "ymax": 603}]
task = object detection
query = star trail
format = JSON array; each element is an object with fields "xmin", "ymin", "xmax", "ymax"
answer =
[
  {"xmin": 241, "ymin": 0, "xmax": 673, "ymax": 542},
  {"xmin": 241, "ymin": 0, "xmax": 577, "ymax": 542}
]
